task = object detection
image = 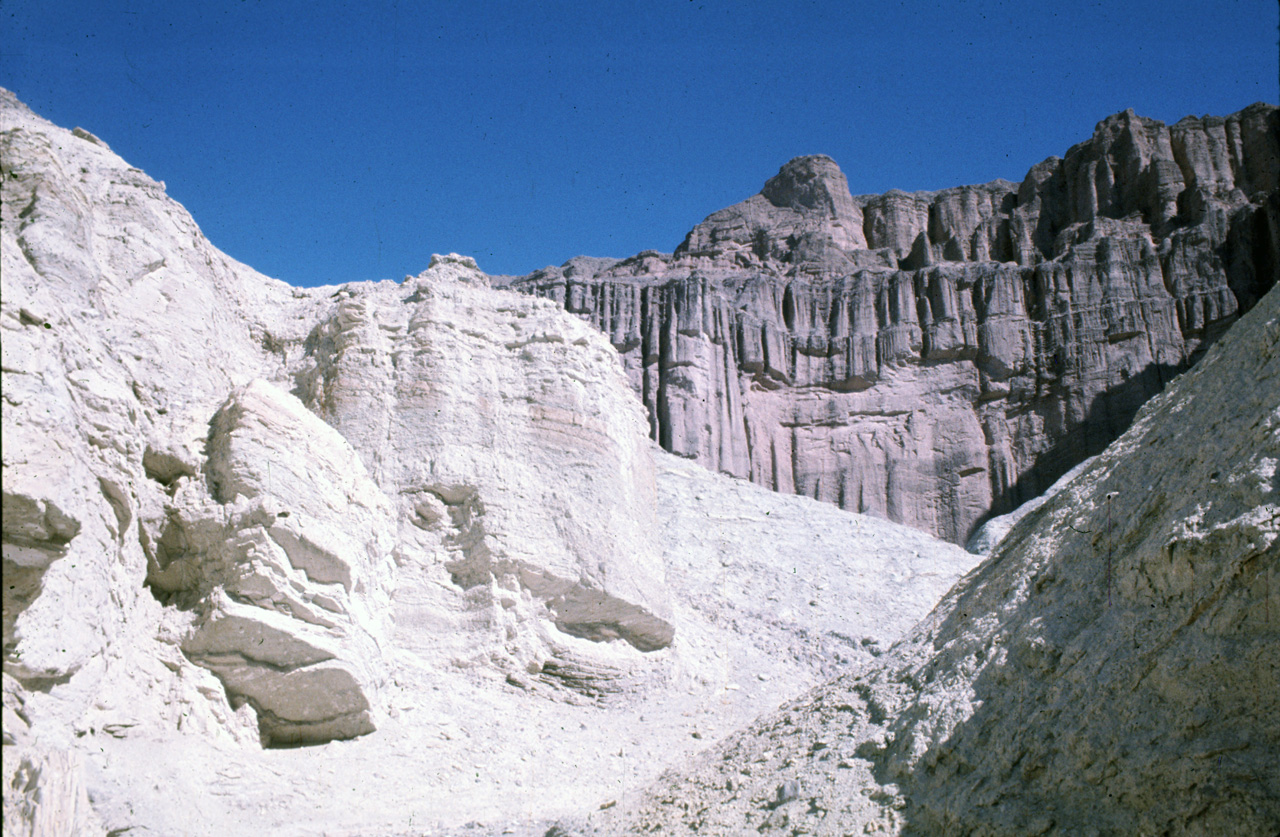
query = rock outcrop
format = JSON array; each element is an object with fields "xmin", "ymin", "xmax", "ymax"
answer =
[
  {"xmin": 296, "ymin": 255, "xmax": 672, "ymax": 653},
  {"xmin": 504, "ymin": 104, "xmax": 1280, "ymax": 544},
  {"xmin": 0, "ymin": 82, "xmax": 672, "ymax": 761},
  {"xmin": 1, "ymin": 89, "xmax": 988, "ymax": 835},
  {"xmin": 177, "ymin": 379, "xmax": 398, "ymax": 745},
  {"xmin": 565, "ymin": 264, "xmax": 1280, "ymax": 837}
]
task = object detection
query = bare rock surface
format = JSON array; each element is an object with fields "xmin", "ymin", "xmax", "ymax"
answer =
[
  {"xmin": 4, "ymin": 84, "xmax": 1275, "ymax": 837},
  {"xmin": 180, "ymin": 378, "xmax": 398, "ymax": 746},
  {"xmin": 964, "ymin": 454, "xmax": 1097, "ymax": 556},
  {"xmin": 1, "ymin": 88, "xmax": 982, "ymax": 836},
  {"xmin": 504, "ymin": 104, "xmax": 1280, "ymax": 545},
  {"xmin": 296, "ymin": 254, "xmax": 673, "ymax": 653},
  {"xmin": 563, "ymin": 280, "xmax": 1280, "ymax": 836}
]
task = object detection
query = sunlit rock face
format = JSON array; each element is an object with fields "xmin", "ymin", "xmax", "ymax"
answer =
[
  {"xmin": 505, "ymin": 104, "xmax": 1279, "ymax": 544},
  {"xmin": 293, "ymin": 254, "xmax": 673, "ymax": 654},
  {"xmin": 1, "ymin": 83, "xmax": 672, "ymax": 763},
  {"xmin": 3, "ymin": 84, "xmax": 1276, "ymax": 837},
  {"xmin": 2, "ymin": 88, "xmax": 987, "ymax": 835},
  {"xmin": 562, "ymin": 272, "xmax": 1280, "ymax": 837}
]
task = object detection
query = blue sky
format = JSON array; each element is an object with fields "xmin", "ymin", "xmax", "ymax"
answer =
[{"xmin": 4, "ymin": 1, "xmax": 1276, "ymax": 285}]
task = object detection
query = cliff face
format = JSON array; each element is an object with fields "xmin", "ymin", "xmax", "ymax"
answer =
[
  {"xmin": 505, "ymin": 104, "xmax": 1279, "ymax": 544},
  {"xmin": 0, "ymin": 84, "xmax": 673, "ymax": 755},
  {"xmin": 573, "ymin": 274, "xmax": 1280, "ymax": 837}
]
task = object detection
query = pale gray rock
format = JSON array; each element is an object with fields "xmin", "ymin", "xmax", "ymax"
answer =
[
  {"xmin": 0, "ymin": 86, "xmax": 673, "ymax": 754},
  {"xmin": 295, "ymin": 254, "xmax": 673, "ymax": 653},
  {"xmin": 174, "ymin": 379, "xmax": 398, "ymax": 745},
  {"xmin": 4, "ymin": 85, "xmax": 1275, "ymax": 837},
  {"xmin": 564, "ymin": 281, "xmax": 1280, "ymax": 836},
  {"xmin": 507, "ymin": 104, "xmax": 1280, "ymax": 545},
  {"xmin": 2, "ymin": 747, "xmax": 106, "ymax": 837},
  {"xmin": 1, "ymin": 84, "xmax": 301, "ymax": 739},
  {"xmin": 965, "ymin": 454, "xmax": 1097, "ymax": 555},
  {"xmin": 654, "ymin": 449, "xmax": 982, "ymax": 692},
  {"xmin": 678, "ymin": 155, "xmax": 869, "ymax": 265},
  {"xmin": 0, "ymin": 88, "xmax": 984, "ymax": 836}
]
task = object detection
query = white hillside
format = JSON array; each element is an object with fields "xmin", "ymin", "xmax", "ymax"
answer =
[{"xmin": 1, "ymin": 88, "xmax": 980, "ymax": 836}]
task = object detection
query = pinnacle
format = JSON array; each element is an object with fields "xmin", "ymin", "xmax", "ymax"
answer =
[{"xmin": 760, "ymin": 154, "xmax": 857, "ymax": 218}]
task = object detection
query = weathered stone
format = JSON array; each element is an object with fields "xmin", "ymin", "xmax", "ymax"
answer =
[
  {"xmin": 3, "ymin": 85, "xmax": 1275, "ymax": 837},
  {"xmin": 505, "ymin": 104, "xmax": 1280, "ymax": 544},
  {"xmin": 293, "ymin": 255, "xmax": 673, "ymax": 653},
  {"xmin": 2, "ymin": 747, "xmax": 106, "ymax": 837},
  {"xmin": 1, "ymin": 85, "xmax": 674, "ymax": 758},
  {"xmin": 576, "ymin": 277, "xmax": 1280, "ymax": 837},
  {"xmin": 175, "ymin": 380, "xmax": 398, "ymax": 745}
]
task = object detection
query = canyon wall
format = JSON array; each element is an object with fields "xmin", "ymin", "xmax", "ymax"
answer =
[
  {"xmin": 505, "ymin": 105, "xmax": 1279, "ymax": 543},
  {"xmin": 1, "ymin": 88, "xmax": 985, "ymax": 835},
  {"xmin": 0, "ymin": 86, "xmax": 672, "ymax": 757},
  {"xmin": 565, "ymin": 262, "xmax": 1280, "ymax": 837}
]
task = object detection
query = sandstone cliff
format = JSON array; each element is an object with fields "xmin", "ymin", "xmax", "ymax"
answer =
[
  {"xmin": 563, "ymin": 266, "xmax": 1280, "ymax": 837},
  {"xmin": 505, "ymin": 105, "xmax": 1280, "ymax": 544}
]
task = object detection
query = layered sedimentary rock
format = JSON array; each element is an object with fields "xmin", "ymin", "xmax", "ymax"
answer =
[
  {"xmin": 567, "ymin": 271, "xmax": 1280, "ymax": 837},
  {"xmin": 0, "ymin": 84, "xmax": 671, "ymax": 764},
  {"xmin": 175, "ymin": 379, "xmax": 398, "ymax": 745},
  {"xmin": 295, "ymin": 255, "xmax": 671, "ymax": 652},
  {"xmin": 505, "ymin": 104, "xmax": 1280, "ymax": 543},
  {"xmin": 2, "ymin": 89, "xmax": 991, "ymax": 835}
]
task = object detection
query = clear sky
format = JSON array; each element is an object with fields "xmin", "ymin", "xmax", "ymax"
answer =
[{"xmin": 4, "ymin": 1, "xmax": 1277, "ymax": 285}]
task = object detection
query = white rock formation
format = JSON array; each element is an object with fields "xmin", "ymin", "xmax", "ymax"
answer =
[
  {"xmin": 1, "ymin": 88, "xmax": 982, "ymax": 835},
  {"xmin": 177, "ymin": 378, "xmax": 400, "ymax": 745},
  {"xmin": 297, "ymin": 254, "xmax": 672, "ymax": 652},
  {"xmin": 964, "ymin": 453, "xmax": 1097, "ymax": 555},
  {"xmin": 10, "ymin": 82, "xmax": 1268, "ymax": 837}
]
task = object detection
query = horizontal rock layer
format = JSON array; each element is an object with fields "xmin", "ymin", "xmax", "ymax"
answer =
[
  {"xmin": 505, "ymin": 104, "xmax": 1280, "ymax": 544},
  {"xmin": 0, "ymin": 87, "xmax": 671, "ymax": 761},
  {"xmin": 294, "ymin": 254, "xmax": 672, "ymax": 653},
  {"xmin": 1, "ymin": 87, "xmax": 994, "ymax": 835}
]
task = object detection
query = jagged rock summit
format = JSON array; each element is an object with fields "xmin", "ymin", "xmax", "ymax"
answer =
[
  {"xmin": 677, "ymin": 154, "xmax": 870, "ymax": 258},
  {"xmin": 505, "ymin": 104, "xmax": 1279, "ymax": 545},
  {"xmin": 1, "ymin": 88, "xmax": 982, "ymax": 835},
  {"xmin": 762, "ymin": 154, "xmax": 858, "ymax": 214}
]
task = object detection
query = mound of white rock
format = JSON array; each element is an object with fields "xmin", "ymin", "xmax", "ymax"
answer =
[{"xmin": 1, "ymin": 87, "xmax": 984, "ymax": 836}]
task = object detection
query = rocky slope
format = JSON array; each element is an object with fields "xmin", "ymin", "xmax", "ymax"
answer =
[
  {"xmin": 504, "ymin": 104, "xmax": 1280, "ymax": 544},
  {"xmin": 1, "ymin": 89, "xmax": 982, "ymax": 835},
  {"xmin": 560, "ymin": 264, "xmax": 1280, "ymax": 836}
]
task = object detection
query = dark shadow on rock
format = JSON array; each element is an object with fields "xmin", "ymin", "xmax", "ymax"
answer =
[
  {"xmin": 977, "ymin": 360, "xmax": 1184, "ymax": 535},
  {"xmin": 1222, "ymin": 190, "xmax": 1280, "ymax": 313},
  {"xmin": 865, "ymin": 550, "xmax": 1280, "ymax": 834}
]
